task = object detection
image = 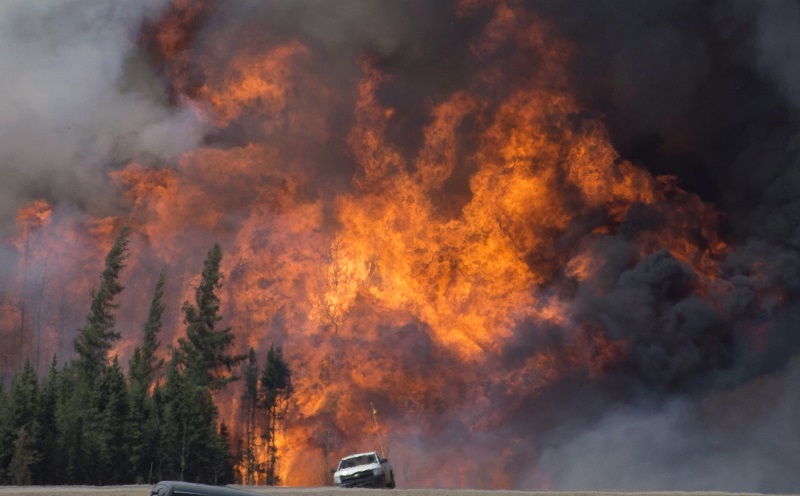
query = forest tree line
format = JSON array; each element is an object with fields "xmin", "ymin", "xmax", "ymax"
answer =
[{"xmin": 0, "ymin": 226, "xmax": 293, "ymax": 485}]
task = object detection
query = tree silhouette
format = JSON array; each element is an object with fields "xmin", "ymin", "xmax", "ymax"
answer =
[
  {"xmin": 260, "ymin": 344, "xmax": 292, "ymax": 485},
  {"xmin": 74, "ymin": 225, "xmax": 131, "ymax": 380}
]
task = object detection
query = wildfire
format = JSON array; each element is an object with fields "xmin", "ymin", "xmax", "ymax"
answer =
[{"xmin": 1, "ymin": 0, "xmax": 775, "ymax": 489}]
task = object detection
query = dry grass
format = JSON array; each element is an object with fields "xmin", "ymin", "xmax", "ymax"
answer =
[{"xmin": 0, "ymin": 487, "xmax": 783, "ymax": 496}]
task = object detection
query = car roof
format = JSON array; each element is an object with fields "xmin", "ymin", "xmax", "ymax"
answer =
[
  {"xmin": 342, "ymin": 451, "xmax": 378, "ymax": 459},
  {"xmin": 151, "ymin": 480, "xmax": 260, "ymax": 496}
]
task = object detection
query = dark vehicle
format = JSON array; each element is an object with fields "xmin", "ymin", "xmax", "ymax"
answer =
[{"xmin": 150, "ymin": 481, "xmax": 259, "ymax": 496}]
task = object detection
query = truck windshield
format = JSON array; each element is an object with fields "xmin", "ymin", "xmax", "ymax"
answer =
[{"xmin": 339, "ymin": 454, "xmax": 375, "ymax": 469}]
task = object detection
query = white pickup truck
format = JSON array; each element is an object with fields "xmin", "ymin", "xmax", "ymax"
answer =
[{"xmin": 333, "ymin": 451, "xmax": 395, "ymax": 488}]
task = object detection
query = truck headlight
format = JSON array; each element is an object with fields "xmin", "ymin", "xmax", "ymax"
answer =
[{"xmin": 334, "ymin": 475, "xmax": 341, "ymax": 484}]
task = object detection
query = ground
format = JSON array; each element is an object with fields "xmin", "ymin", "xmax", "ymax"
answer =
[{"xmin": 0, "ymin": 487, "xmax": 778, "ymax": 496}]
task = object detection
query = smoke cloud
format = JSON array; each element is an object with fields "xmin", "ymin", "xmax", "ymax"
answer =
[
  {"xmin": 534, "ymin": 0, "xmax": 800, "ymax": 247},
  {"xmin": 0, "ymin": 0, "xmax": 206, "ymax": 227},
  {"xmin": 3, "ymin": 0, "xmax": 800, "ymax": 491},
  {"xmin": 538, "ymin": 356, "xmax": 800, "ymax": 492}
]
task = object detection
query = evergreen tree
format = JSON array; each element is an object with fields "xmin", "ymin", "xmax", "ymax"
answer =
[
  {"xmin": 65, "ymin": 225, "xmax": 132, "ymax": 484},
  {"xmin": 178, "ymin": 243, "xmax": 244, "ymax": 391},
  {"xmin": 0, "ymin": 238, "xmax": 271, "ymax": 486},
  {"xmin": 74, "ymin": 225, "xmax": 131, "ymax": 380},
  {"xmin": 129, "ymin": 267, "xmax": 167, "ymax": 482},
  {"xmin": 160, "ymin": 244, "xmax": 243, "ymax": 483},
  {"xmin": 260, "ymin": 344, "xmax": 292, "ymax": 485},
  {"xmin": 160, "ymin": 363, "xmax": 216, "ymax": 483},
  {"xmin": 240, "ymin": 348, "xmax": 260, "ymax": 484},
  {"xmin": 149, "ymin": 383, "xmax": 166, "ymax": 483},
  {"xmin": 9, "ymin": 359, "xmax": 40, "ymax": 441},
  {"xmin": 6, "ymin": 359, "xmax": 41, "ymax": 484},
  {"xmin": 58, "ymin": 361, "xmax": 131, "ymax": 485},
  {"xmin": 36, "ymin": 357, "xmax": 60, "ymax": 484},
  {"xmin": 130, "ymin": 266, "xmax": 167, "ymax": 391},
  {"xmin": 54, "ymin": 366, "xmax": 87, "ymax": 483},
  {"xmin": 214, "ymin": 422, "xmax": 235, "ymax": 485},
  {"xmin": 0, "ymin": 384, "xmax": 11, "ymax": 484},
  {"xmin": 95, "ymin": 357, "xmax": 129, "ymax": 484},
  {"xmin": 9, "ymin": 426, "xmax": 36, "ymax": 485},
  {"xmin": 158, "ymin": 352, "xmax": 186, "ymax": 481}
]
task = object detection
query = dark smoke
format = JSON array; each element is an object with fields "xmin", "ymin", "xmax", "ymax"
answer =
[
  {"xmin": 4, "ymin": 0, "xmax": 800, "ymax": 491},
  {"xmin": 535, "ymin": 0, "xmax": 800, "ymax": 246},
  {"xmin": 516, "ymin": 1, "xmax": 800, "ymax": 490}
]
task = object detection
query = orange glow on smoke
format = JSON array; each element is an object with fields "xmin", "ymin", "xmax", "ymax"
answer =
[
  {"xmin": 15, "ymin": 200, "xmax": 52, "ymax": 233},
  {"xmin": 3, "ymin": 0, "xmax": 751, "ymax": 488}
]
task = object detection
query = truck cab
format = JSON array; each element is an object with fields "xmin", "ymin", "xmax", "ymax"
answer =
[{"xmin": 333, "ymin": 451, "xmax": 395, "ymax": 488}]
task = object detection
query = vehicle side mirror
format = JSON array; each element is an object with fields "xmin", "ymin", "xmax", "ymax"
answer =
[
  {"xmin": 331, "ymin": 468, "xmax": 336, "ymax": 473},
  {"xmin": 380, "ymin": 458, "xmax": 388, "ymax": 464}
]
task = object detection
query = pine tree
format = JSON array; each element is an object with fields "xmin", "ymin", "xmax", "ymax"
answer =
[
  {"xmin": 9, "ymin": 359, "xmax": 40, "ymax": 436},
  {"xmin": 160, "ymin": 244, "xmax": 243, "ymax": 483},
  {"xmin": 9, "ymin": 426, "xmax": 37, "ymax": 485},
  {"xmin": 54, "ymin": 366, "xmax": 87, "ymax": 483},
  {"xmin": 36, "ymin": 357, "xmax": 60, "ymax": 484},
  {"xmin": 64, "ymin": 225, "xmax": 132, "ymax": 484},
  {"xmin": 0, "ymin": 358, "xmax": 41, "ymax": 484},
  {"xmin": 149, "ymin": 383, "xmax": 166, "ymax": 483},
  {"xmin": 95, "ymin": 357, "xmax": 129, "ymax": 484},
  {"xmin": 158, "ymin": 352, "xmax": 186, "ymax": 481},
  {"xmin": 74, "ymin": 225, "xmax": 131, "ymax": 380},
  {"xmin": 214, "ymin": 422, "xmax": 235, "ymax": 485},
  {"xmin": 260, "ymin": 344, "xmax": 292, "ymax": 485},
  {"xmin": 130, "ymin": 266, "xmax": 167, "ymax": 392},
  {"xmin": 76, "ymin": 357, "xmax": 130, "ymax": 485},
  {"xmin": 0, "ymin": 384, "xmax": 11, "ymax": 484},
  {"xmin": 7, "ymin": 359, "xmax": 41, "ymax": 485},
  {"xmin": 179, "ymin": 243, "xmax": 244, "ymax": 391},
  {"xmin": 240, "ymin": 348, "xmax": 259, "ymax": 484},
  {"xmin": 177, "ymin": 381, "xmax": 219, "ymax": 482},
  {"xmin": 129, "ymin": 267, "xmax": 167, "ymax": 482}
]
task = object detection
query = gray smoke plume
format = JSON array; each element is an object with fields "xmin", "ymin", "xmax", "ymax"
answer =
[
  {"xmin": 4, "ymin": 1, "xmax": 800, "ymax": 491},
  {"xmin": 0, "ymin": 0, "xmax": 206, "ymax": 229},
  {"xmin": 536, "ymin": 356, "xmax": 800, "ymax": 492}
]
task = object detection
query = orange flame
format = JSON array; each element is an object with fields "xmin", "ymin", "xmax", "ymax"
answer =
[{"xmin": 1, "ymin": 0, "xmax": 758, "ymax": 489}]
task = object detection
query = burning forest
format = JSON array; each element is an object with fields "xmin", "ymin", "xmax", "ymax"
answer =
[{"xmin": 2, "ymin": 0, "xmax": 800, "ymax": 491}]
